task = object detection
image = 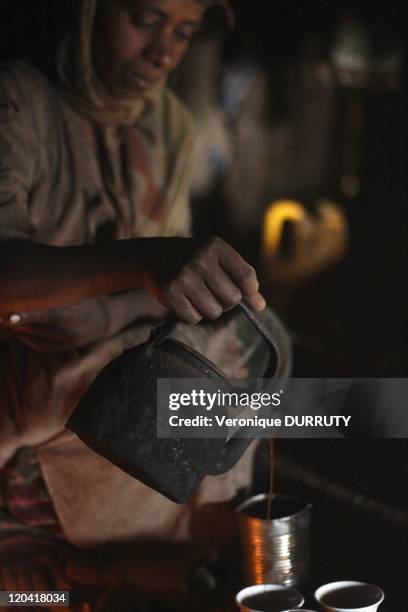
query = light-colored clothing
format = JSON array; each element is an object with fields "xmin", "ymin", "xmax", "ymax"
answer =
[{"xmin": 0, "ymin": 62, "xmax": 253, "ymax": 549}]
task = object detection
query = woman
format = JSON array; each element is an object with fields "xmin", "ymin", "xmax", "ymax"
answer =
[{"xmin": 0, "ymin": 0, "xmax": 265, "ymax": 601}]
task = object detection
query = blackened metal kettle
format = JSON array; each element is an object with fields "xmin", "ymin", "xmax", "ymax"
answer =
[{"xmin": 66, "ymin": 302, "xmax": 291, "ymax": 503}]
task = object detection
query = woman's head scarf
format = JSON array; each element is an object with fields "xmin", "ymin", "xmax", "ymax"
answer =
[{"xmin": 56, "ymin": 0, "xmax": 233, "ymax": 125}]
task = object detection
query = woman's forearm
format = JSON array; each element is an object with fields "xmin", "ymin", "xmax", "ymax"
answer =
[
  {"xmin": 0, "ymin": 235, "xmax": 266, "ymax": 323},
  {"xmin": 0, "ymin": 238, "xmax": 152, "ymax": 316},
  {"xmin": 103, "ymin": 289, "xmax": 168, "ymax": 339}
]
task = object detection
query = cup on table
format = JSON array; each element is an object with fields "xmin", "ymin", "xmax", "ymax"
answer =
[
  {"xmin": 315, "ymin": 580, "xmax": 385, "ymax": 612},
  {"xmin": 236, "ymin": 493, "xmax": 311, "ymax": 587},
  {"xmin": 236, "ymin": 584, "xmax": 304, "ymax": 611}
]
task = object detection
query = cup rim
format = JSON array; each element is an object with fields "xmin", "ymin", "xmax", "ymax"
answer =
[
  {"xmin": 236, "ymin": 493, "xmax": 312, "ymax": 521},
  {"xmin": 236, "ymin": 583, "xmax": 305, "ymax": 611},
  {"xmin": 314, "ymin": 580, "xmax": 385, "ymax": 610}
]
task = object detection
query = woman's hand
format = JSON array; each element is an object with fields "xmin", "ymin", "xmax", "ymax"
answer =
[{"xmin": 143, "ymin": 236, "xmax": 266, "ymax": 324}]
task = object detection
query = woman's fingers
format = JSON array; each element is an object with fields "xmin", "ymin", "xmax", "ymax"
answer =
[
  {"xmin": 163, "ymin": 291, "xmax": 202, "ymax": 325},
  {"xmin": 188, "ymin": 237, "xmax": 265, "ymax": 314},
  {"xmin": 215, "ymin": 240, "xmax": 265, "ymax": 310},
  {"xmin": 189, "ymin": 253, "xmax": 242, "ymax": 310},
  {"xmin": 157, "ymin": 236, "xmax": 266, "ymax": 322},
  {"xmin": 241, "ymin": 292, "xmax": 266, "ymax": 311},
  {"xmin": 176, "ymin": 274, "xmax": 223, "ymax": 321}
]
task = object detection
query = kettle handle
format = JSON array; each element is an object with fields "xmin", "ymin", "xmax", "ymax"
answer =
[
  {"xmin": 238, "ymin": 301, "xmax": 292, "ymax": 379},
  {"xmin": 153, "ymin": 301, "xmax": 292, "ymax": 381}
]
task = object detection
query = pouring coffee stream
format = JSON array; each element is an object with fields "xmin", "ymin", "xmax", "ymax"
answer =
[{"xmin": 67, "ymin": 302, "xmax": 292, "ymax": 503}]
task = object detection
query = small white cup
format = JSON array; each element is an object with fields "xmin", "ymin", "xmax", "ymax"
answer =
[
  {"xmin": 236, "ymin": 584, "xmax": 304, "ymax": 611},
  {"xmin": 315, "ymin": 580, "xmax": 385, "ymax": 612}
]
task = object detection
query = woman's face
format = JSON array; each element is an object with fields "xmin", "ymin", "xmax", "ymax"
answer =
[{"xmin": 99, "ymin": 0, "xmax": 206, "ymax": 97}]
